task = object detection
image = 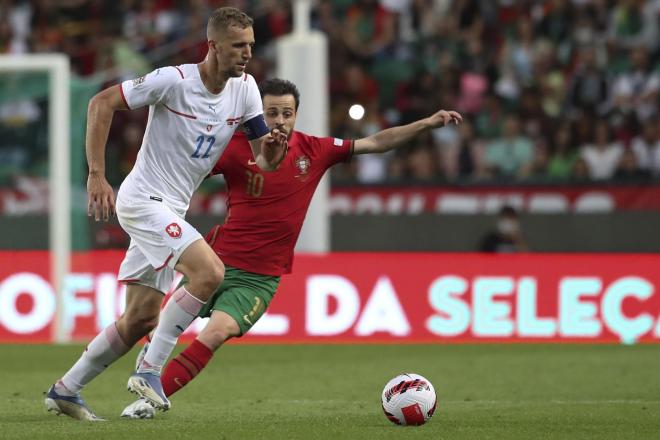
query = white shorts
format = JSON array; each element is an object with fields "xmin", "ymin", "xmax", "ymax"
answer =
[{"xmin": 115, "ymin": 196, "xmax": 202, "ymax": 294}]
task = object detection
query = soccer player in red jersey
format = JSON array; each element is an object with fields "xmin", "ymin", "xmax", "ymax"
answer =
[{"xmin": 122, "ymin": 78, "xmax": 461, "ymax": 418}]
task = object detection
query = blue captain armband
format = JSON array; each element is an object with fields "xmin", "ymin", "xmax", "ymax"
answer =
[{"xmin": 243, "ymin": 114, "xmax": 269, "ymax": 140}]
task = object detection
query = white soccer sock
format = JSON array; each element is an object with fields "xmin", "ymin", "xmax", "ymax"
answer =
[
  {"xmin": 57, "ymin": 323, "xmax": 130, "ymax": 395},
  {"xmin": 139, "ymin": 286, "xmax": 205, "ymax": 374}
]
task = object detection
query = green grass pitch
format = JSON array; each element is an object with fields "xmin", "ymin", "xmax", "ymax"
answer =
[{"xmin": 0, "ymin": 343, "xmax": 658, "ymax": 439}]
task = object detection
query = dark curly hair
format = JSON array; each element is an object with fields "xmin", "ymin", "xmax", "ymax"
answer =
[{"xmin": 259, "ymin": 78, "xmax": 301, "ymax": 110}]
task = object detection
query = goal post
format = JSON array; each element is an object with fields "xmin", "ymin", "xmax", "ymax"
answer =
[
  {"xmin": 277, "ymin": 0, "xmax": 330, "ymax": 253},
  {"xmin": 0, "ymin": 54, "xmax": 71, "ymax": 343}
]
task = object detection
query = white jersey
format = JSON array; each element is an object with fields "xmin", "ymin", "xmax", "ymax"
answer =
[{"xmin": 117, "ymin": 64, "xmax": 262, "ymax": 214}]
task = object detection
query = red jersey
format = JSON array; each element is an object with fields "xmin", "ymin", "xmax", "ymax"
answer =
[{"xmin": 207, "ymin": 130, "xmax": 353, "ymax": 276}]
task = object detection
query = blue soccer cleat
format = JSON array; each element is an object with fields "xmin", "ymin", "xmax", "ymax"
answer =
[
  {"xmin": 44, "ymin": 385, "xmax": 105, "ymax": 421},
  {"xmin": 127, "ymin": 372, "xmax": 170, "ymax": 411}
]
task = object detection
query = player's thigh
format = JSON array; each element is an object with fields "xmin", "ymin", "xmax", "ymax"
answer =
[
  {"xmin": 118, "ymin": 238, "xmax": 177, "ymax": 294},
  {"xmin": 174, "ymin": 238, "xmax": 224, "ymax": 282},
  {"xmin": 116, "ymin": 197, "xmax": 202, "ymax": 272},
  {"xmin": 197, "ymin": 311, "xmax": 241, "ymax": 350},
  {"xmin": 198, "ymin": 266, "xmax": 279, "ymax": 337}
]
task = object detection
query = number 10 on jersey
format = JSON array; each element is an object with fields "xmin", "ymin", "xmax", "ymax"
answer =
[{"xmin": 192, "ymin": 135, "xmax": 216, "ymax": 158}]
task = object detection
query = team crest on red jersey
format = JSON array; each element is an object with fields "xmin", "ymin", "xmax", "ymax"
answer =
[
  {"xmin": 166, "ymin": 223, "xmax": 182, "ymax": 239},
  {"xmin": 295, "ymin": 156, "xmax": 311, "ymax": 175}
]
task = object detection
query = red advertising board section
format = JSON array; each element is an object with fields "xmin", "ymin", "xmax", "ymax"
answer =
[
  {"xmin": 327, "ymin": 186, "xmax": 660, "ymax": 214},
  {"xmin": 2, "ymin": 251, "xmax": 660, "ymax": 344},
  {"xmin": 4, "ymin": 184, "xmax": 660, "ymax": 215}
]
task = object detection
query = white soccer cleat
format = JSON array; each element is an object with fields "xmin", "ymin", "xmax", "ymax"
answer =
[{"xmin": 121, "ymin": 398, "xmax": 156, "ymax": 419}]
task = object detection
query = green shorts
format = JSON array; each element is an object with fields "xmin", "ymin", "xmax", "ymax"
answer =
[{"xmin": 197, "ymin": 265, "xmax": 280, "ymax": 336}]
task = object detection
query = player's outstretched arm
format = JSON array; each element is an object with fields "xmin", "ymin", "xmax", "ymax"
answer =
[
  {"xmin": 86, "ymin": 85, "xmax": 128, "ymax": 221},
  {"xmin": 353, "ymin": 110, "xmax": 462, "ymax": 155}
]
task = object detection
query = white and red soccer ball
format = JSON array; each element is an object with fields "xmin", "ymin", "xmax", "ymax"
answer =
[{"xmin": 381, "ymin": 373, "xmax": 437, "ymax": 426}]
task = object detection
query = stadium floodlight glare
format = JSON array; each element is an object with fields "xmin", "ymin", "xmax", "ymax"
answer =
[
  {"xmin": 349, "ymin": 104, "xmax": 365, "ymax": 121},
  {"xmin": 0, "ymin": 54, "xmax": 71, "ymax": 343}
]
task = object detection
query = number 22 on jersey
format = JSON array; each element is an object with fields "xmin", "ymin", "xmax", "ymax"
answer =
[{"xmin": 192, "ymin": 135, "xmax": 216, "ymax": 159}]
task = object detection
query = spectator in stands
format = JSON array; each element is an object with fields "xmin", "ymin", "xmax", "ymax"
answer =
[
  {"xmin": 529, "ymin": 142, "xmax": 550, "ymax": 179},
  {"xmin": 479, "ymin": 205, "xmax": 528, "ymax": 253},
  {"xmin": 474, "ymin": 93, "xmax": 504, "ymax": 139},
  {"xmin": 611, "ymin": 46, "xmax": 660, "ymax": 122},
  {"xmin": 331, "ymin": 63, "xmax": 379, "ymax": 107},
  {"xmin": 342, "ymin": 0, "xmax": 395, "ymax": 63},
  {"xmin": 547, "ymin": 123, "xmax": 578, "ymax": 180},
  {"xmin": 607, "ymin": 0, "xmax": 659, "ymax": 51},
  {"xmin": 580, "ymin": 119, "xmax": 624, "ymax": 180},
  {"xmin": 483, "ymin": 114, "xmax": 534, "ymax": 179},
  {"xmin": 631, "ymin": 117, "xmax": 659, "ymax": 173},
  {"xmin": 538, "ymin": 0, "xmax": 575, "ymax": 45},
  {"xmin": 614, "ymin": 148, "xmax": 651, "ymax": 181},
  {"xmin": 406, "ymin": 140, "xmax": 438, "ymax": 181},
  {"xmin": 565, "ymin": 45, "xmax": 609, "ymax": 116},
  {"xmin": 499, "ymin": 17, "xmax": 537, "ymax": 86},
  {"xmin": 386, "ymin": 153, "xmax": 406, "ymax": 181},
  {"xmin": 439, "ymin": 118, "xmax": 480, "ymax": 181},
  {"xmin": 571, "ymin": 157, "xmax": 591, "ymax": 181},
  {"xmin": 518, "ymin": 86, "xmax": 552, "ymax": 143}
]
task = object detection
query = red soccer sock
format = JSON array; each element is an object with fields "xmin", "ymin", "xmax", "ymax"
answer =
[{"xmin": 161, "ymin": 339, "xmax": 214, "ymax": 397}]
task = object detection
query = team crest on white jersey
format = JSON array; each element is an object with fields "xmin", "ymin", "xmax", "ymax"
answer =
[
  {"xmin": 166, "ymin": 223, "xmax": 182, "ymax": 239},
  {"xmin": 132, "ymin": 76, "xmax": 146, "ymax": 87},
  {"xmin": 207, "ymin": 124, "xmax": 213, "ymax": 132},
  {"xmin": 295, "ymin": 156, "xmax": 311, "ymax": 175}
]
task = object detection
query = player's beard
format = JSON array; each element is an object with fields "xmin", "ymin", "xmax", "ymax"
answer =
[
  {"xmin": 218, "ymin": 66, "xmax": 242, "ymax": 79},
  {"xmin": 216, "ymin": 56, "xmax": 245, "ymax": 79},
  {"xmin": 227, "ymin": 61, "xmax": 247, "ymax": 78},
  {"xmin": 229, "ymin": 66, "xmax": 244, "ymax": 78}
]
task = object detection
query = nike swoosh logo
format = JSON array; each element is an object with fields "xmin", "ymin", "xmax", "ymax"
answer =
[
  {"xmin": 247, "ymin": 160, "xmax": 257, "ymax": 165},
  {"xmin": 243, "ymin": 315, "xmax": 253, "ymax": 326},
  {"xmin": 174, "ymin": 377, "xmax": 185, "ymax": 388}
]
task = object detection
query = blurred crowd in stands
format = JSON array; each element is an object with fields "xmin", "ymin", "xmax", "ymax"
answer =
[{"xmin": 1, "ymin": 0, "xmax": 660, "ymax": 186}]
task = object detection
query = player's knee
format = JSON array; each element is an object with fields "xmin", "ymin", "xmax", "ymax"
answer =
[
  {"xmin": 125, "ymin": 313, "xmax": 158, "ymax": 337},
  {"xmin": 209, "ymin": 258, "xmax": 225, "ymax": 287},
  {"xmin": 199, "ymin": 317, "xmax": 238, "ymax": 351},
  {"xmin": 196, "ymin": 258, "xmax": 225, "ymax": 293},
  {"xmin": 116, "ymin": 315, "xmax": 157, "ymax": 345}
]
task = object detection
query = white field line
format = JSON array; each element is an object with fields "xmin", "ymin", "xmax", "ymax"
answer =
[{"xmin": 263, "ymin": 399, "xmax": 660, "ymax": 405}]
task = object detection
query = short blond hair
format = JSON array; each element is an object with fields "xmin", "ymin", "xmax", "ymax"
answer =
[{"xmin": 207, "ymin": 7, "xmax": 253, "ymax": 39}]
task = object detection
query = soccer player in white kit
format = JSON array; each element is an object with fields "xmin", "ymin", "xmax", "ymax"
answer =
[{"xmin": 45, "ymin": 7, "xmax": 287, "ymax": 420}]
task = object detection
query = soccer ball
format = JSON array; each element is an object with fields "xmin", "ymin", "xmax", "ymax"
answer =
[{"xmin": 381, "ymin": 373, "xmax": 437, "ymax": 426}]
